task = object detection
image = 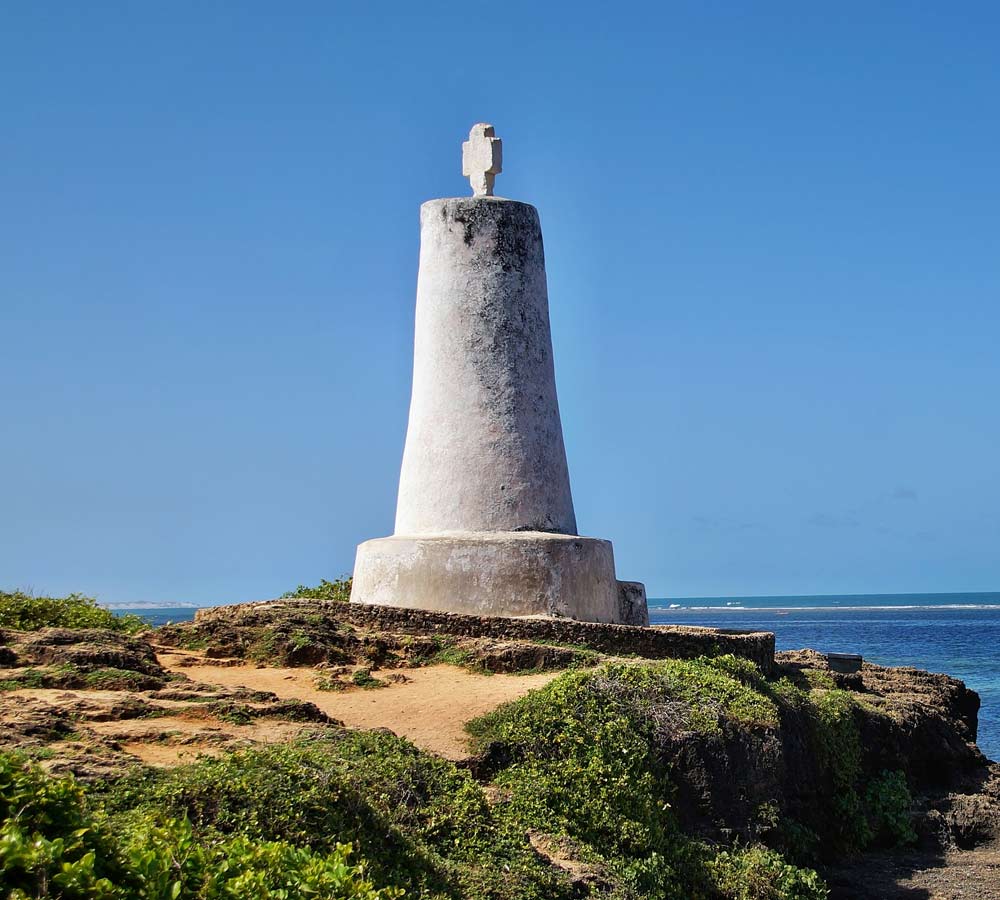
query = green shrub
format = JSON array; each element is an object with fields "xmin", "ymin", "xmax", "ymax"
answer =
[
  {"xmin": 281, "ymin": 577, "xmax": 353, "ymax": 603},
  {"xmin": 864, "ymin": 769, "xmax": 916, "ymax": 846},
  {"xmin": 315, "ymin": 673, "xmax": 350, "ymax": 691},
  {"xmin": 351, "ymin": 667, "xmax": 387, "ymax": 689},
  {"xmin": 708, "ymin": 846, "xmax": 827, "ymax": 900},
  {"xmin": 0, "ymin": 591, "xmax": 146, "ymax": 633},
  {"xmin": 808, "ymin": 689, "xmax": 870, "ymax": 851},
  {"xmin": 0, "ymin": 752, "xmax": 400, "ymax": 899},
  {"xmin": 469, "ymin": 656, "xmax": 778, "ymax": 753},
  {"xmin": 103, "ymin": 732, "xmax": 571, "ymax": 900},
  {"xmin": 0, "ymin": 751, "xmax": 124, "ymax": 898},
  {"xmin": 120, "ymin": 816, "xmax": 399, "ymax": 899},
  {"xmin": 466, "ymin": 658, "xmax": 816, "ymax": 899}
]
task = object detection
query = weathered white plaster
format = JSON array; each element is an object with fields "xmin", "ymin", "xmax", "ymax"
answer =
[
  {"xmin": 462, "ymin": 123, "xmax": 502, "ymax": 196},
  {"xmin": 394, "ymin": 197, "xmax": 576, "ymax": 536},
  {"xmin": 353, "ymin": 532, "xmax": 621, "ymax": 621}
]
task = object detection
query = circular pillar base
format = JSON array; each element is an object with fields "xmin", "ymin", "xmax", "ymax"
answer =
[{"xmin": 350, "ymin": 532, "xmax": 647, "ymax": 625}]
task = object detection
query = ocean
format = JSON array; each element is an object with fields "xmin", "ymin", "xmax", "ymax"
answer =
[
  {"xmin": 128, "ymin": 592, "xmax": 1000, "ymax": 762},
  {"xmin": 648, "ymin": 593, "xmax": 1000, "ymax": 763}
]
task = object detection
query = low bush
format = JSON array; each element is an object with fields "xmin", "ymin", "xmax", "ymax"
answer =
[
  {"xmin": 707, "ymin": 846, "xmax": 828, "ymax": 900},
  {"xmin": 467, "ymin": 657, "xmax": 822, "ymax": 899},
  {"xmin": 351, "ymin": 667, "xmax": 387, "ymax": 689},
  {"xmin": 281, "ymin": 577, "xmax": 353, "ymax": 603},
  {"xmin": 0, "ymin": 591, "xmax": 145, "ymax": 634},
  {"xmin": 102, "ymin": 731, "xmax": 572, "ymax": 899},
  {"xmin": 6, "ymin": 651, "xmax": 915, "ymax": 900},
  {"xmin": 120, "ymin": 817, "xmax": 397, "ymax": 899},
  {"xmin": 0, "ymin": 751, "xmax": 399, "ymax": 899},
  {"xmin": 864, "ymin": 769, "xmax": 917, "ymax": 847},
  {"xmin": 0, "ymin": 750, "xmax": 124, "ymax": 897}
]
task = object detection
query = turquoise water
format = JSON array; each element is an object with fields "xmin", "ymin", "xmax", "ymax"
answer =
[{"xmin": 128, "ymin": 592, "xmax": 1000, "ymax": 762}]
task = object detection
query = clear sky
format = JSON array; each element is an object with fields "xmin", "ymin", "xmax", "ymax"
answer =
[{"xmin": 3, "ymin": 2, "xmax": 998, "ymax": 604}]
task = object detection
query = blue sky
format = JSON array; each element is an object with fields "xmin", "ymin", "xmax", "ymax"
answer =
[{"xmin": 2, "ymin": 2, "xmax": 998, "ymax": 604}]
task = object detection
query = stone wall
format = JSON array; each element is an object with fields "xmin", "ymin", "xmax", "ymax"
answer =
[{"xmin": 284, "ymin": 602, "xmax": 776, "ymax": 672}]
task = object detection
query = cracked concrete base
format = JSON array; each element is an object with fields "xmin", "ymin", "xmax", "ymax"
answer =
[{"xmin": 351, "ymin": 532, "xmax": 648, "ymax": 626}]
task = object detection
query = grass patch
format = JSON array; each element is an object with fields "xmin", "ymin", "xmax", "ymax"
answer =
[
  {"xmin": 82, "ymin": 668, "xmax": 152, "ymax": 690},
  {"xmin": 289, "ymin": 630, "xmax": 315, "ymax": 651},
  {"xmin": 430, "ymin": 645, "xmax": 479, "ymax": 669},
  {"xmin": 315, "ymin": 674, "xmax": 350, "ymax": 691},
  {"xmin": 351, "ymin": 668, "xmax": 387, "ymax": 689},
  {"xmin": 0, "ymin": 664, "xmax": 160, "ymax": 692},
  {"xmin": 172, "ymin": 632, "xmax": 209, "ymax": 651},
  {"xmin": 0, "ymin": 668, "xmax": 48, "ymax": 690},
  {"xmin": 247, "ymin": 630, "xmax": 282, "ymax": 663}
]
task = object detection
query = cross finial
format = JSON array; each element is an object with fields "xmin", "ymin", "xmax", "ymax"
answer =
[{"xmin": 462, "ymin": 123, "xmax": 502, "ymax": 197}]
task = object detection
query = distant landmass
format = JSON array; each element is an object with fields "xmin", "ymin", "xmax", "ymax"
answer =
[{"xmin": 103, "ymin": 600, "xmax": 200, "ymax": 610}]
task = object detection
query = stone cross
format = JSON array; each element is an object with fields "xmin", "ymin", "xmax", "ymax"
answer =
[{"xmin": 462, "ymin": 123, "xmax": 502, "ymax": 197}]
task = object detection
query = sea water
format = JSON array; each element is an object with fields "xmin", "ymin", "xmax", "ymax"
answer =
[
  {"xmin": 649, "ymin": 593, "xmax": 1000, "ymax": 762},
  {"xmin": 127, "ymin": 592, "xmax": 1000, "ymax": 762}
]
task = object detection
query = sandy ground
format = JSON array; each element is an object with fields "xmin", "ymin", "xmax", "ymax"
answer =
[{"xmin": 160, "ymin": 658, "xmax": 558, "ymax": 759}]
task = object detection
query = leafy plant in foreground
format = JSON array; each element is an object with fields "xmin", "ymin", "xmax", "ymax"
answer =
[
  {"xmin": 864, "ymin": 769, "xmax": 917, "ymax": 847},
  {"xmin": 0, "ymin": 751, "xmax": 399, "ymax": 899},
  {"xmin": 103, "ymin": 732, "xmax": 570, "ymax": 900},
  {"xmin": 0, "ymin": 751, "xmax": 123, "ymax": 898},
  {"xmin": 708, "ymin": 846, "xmax": 828, "ymax": 900}
]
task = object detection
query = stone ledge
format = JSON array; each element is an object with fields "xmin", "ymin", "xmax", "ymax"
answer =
[
  {"xmin": 194, "ymin": 600, "xmax": 775, "ymax": 673},
  {"xmin": 351, "ymin": 533, "xmax": 646, "ymax": 624}
]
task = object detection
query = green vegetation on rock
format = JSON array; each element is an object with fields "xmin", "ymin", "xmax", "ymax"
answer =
[
  {"xmin": 351, "ymin": 667, "xmax": 388, "ymax": 689},
  {"xmin": 0, "ymin": 751, "xmax": 397, "ymax": 899},
  {"xmin": 707, "ymin": 847, "xmax": 828, "ymax": 900},
  {"xmin": 463, "ymin": 656, "xmax": 919, "ymax": 898},
  {"xmin": 281, "ymin": 576, "xmax": 353, "ymax": 603},
  {"xmin": 467, "ymin": 657, "xmax": 825, "ymax": 899},
  {"xmin": 0, "ymin": 664, "xmax": 162, "ymax": 693},
  {"xmin": 864, "ymin": 770, "xmax": 918, "ymax": 847},
  {"xmin": 0, "ymin": 620, "xmax": 927, "ymax": 900},
  {"xmin": 102, "ymin": 731, "xmax": 570, "ymax": 899},
  {"xmin": 0, "ymin": 591, "xmax": 146, "ymax": 634}
]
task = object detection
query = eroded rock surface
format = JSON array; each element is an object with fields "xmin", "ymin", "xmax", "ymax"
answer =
[{"xmin": 1, "ymin": 608, "xmax": 997, "ymax": 899}]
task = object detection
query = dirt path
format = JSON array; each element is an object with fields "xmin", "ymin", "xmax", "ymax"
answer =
[
  {"xmin": 827, "ymin": 841, "xmax": 1000, "ymax": 899},
  {"xmin": 161, "ymin": 658, "xmax": 557, "ymax": 759}
]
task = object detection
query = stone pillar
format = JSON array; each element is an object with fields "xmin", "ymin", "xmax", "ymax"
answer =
[
  {"xmin": 396, "ymin": 197, "xmax": 576, "ymax": 536},
  {"xmin": 351, "ymin": 191, "xmax": 647, "ymax": 625}
]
